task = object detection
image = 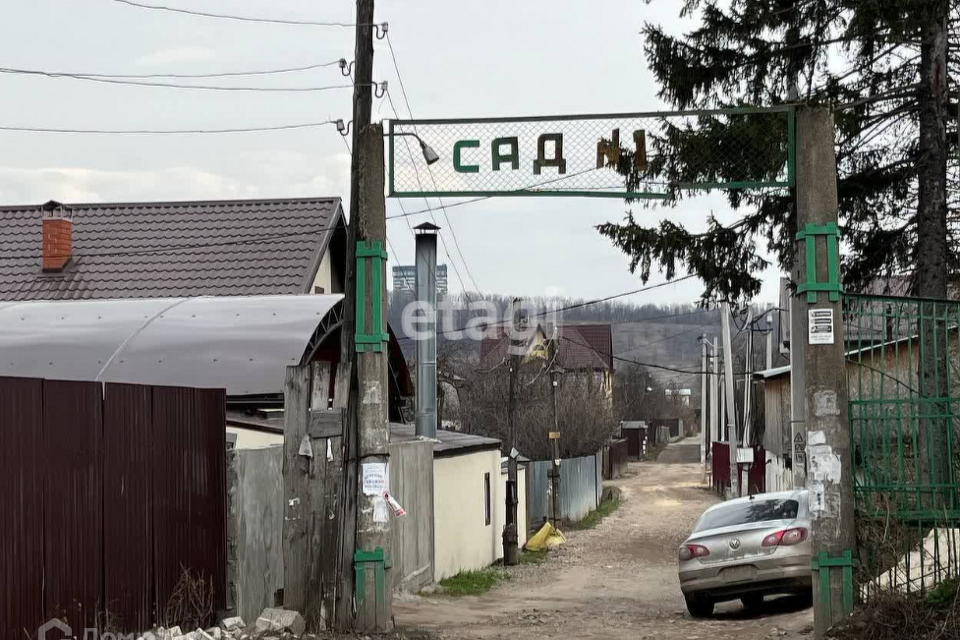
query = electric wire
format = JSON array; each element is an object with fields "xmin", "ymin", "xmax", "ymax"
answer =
[
  {"xmin": 398, "ymin": 275, "xmax": 715, "ymax": 342},
  {"xmin": 0, "ymin": 60, "xmax": 343, "ymax": 79},
  {"xmin": 103, "ymin": 0, "xmax": 362, "ymax": 27},
  {"xmin": 0, "ymin": 121, "xmax": 340, "ymax": 135},
  {"xmin": 384, "ymin": 33, "xmax": 483, "ymax": 295},
  {"xmin": 0, "ymin": 68, "xmax": 359, "ymax": 92}
]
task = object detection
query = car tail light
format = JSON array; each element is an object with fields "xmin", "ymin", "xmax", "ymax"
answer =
[
  {"xmin": 762, "ymin": 528, "xmax": 808, "ymax": 548},
  {"xmin": 679, "ymin": 544, "xmax": 710, "ymax": 561}
]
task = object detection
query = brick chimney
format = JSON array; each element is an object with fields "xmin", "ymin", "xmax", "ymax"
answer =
[{"xmin": 41, "ymin": 200, "xmax": 73, "ymax": 273}]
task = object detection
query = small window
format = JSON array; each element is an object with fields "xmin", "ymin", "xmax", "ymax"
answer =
[{"xmin": 483, "ymin": 472, "xmax": 491, "ymax": 526}]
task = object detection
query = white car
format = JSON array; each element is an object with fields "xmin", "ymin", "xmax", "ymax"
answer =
[{"xmin": 678, "ymin": 491, "xmax": 813, "ymax": 617}]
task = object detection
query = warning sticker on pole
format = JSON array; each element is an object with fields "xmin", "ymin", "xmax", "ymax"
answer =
[{"xmin": 808, "ymin": 309, "xmax": 834, "ymax": 345}]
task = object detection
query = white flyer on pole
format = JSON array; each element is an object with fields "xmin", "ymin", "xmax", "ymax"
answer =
[
  {"xmin": 362, "ymin": 462, "xmax": 388, "ymax": 496},
  {"xmin": 808, "ymin": 308, "xmax": 834, "ymax": 345}
]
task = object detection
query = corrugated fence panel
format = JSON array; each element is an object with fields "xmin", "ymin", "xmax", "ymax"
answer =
[
  {"xmin": 527, "ymin": 453, "xmax": 601, "ymax": 526},
  {"xmin": 103, "ymin": 383, "xmax": 154, "ymax": 631},
  {"xmin": 0, "ymin": 378, "xmax": 44, "ymax": 640},
  {"xmin": 526, "ymin": 462, "xmax": 549, "ymax": 528},
  {"xmin": 43, "ymin": 379, "xmax": 103, "ymax": 631},
  {"xmin": 559, "ymin": 455, "xmax": 599, "ymax": 522},
  {"xmin": 153, "ymin": 386, "xmax": 227, "ymax": 619}
]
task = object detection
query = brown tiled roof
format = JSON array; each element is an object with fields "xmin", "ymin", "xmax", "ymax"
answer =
[
  {"xmin": 477, "ymin": 323, "xmax": 613, "ymax": 372},
  {"xmin": 0, "ymin": 197, "xmax": 342, "ymax": 301}
]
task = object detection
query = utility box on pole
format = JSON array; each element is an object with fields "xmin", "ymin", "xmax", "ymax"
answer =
[{"xmin": 795, "ymin": 108, "xmax": 855, "ymax": 637}]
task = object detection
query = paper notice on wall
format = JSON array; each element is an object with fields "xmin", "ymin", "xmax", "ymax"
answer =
[
  {"xmin": 808, "ymin": 309, "xmax": 834, "ymax": 345},
  {"xmin": 362, "ymin": 462, "xmax": 388, "ymax": 496}
]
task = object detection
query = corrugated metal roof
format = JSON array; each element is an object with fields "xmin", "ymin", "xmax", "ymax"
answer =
[
  {"xmin": 0, "ymin": 295, "xmax": 342, "ymax": 395},
  {"xmin": 0, "ymin": 197, "xmax": 342, "ymax": 301}
]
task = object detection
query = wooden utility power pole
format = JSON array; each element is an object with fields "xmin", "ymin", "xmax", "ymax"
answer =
[
  {"xmin": 502, "ymin": 299, "xmax": 521, "ymax": 565},
  {"xmin": 795, "ymin": 108, "xmax": 855, "ymax": 637},
  {"xmin": 548, "ymin": 329, "xmax": 561, "ymax": 526},
  {"xmin": 351, "ymin": 123, "xmax": 392, "ymax": 632},
  {"xmin": 334, "ymin": 0, "xmax": 391, "ymax": 632}
]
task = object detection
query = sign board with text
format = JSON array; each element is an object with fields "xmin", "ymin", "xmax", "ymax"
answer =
[{"xmin": 388, "ymin": 107, "xmax": 795, "ymax": 200}]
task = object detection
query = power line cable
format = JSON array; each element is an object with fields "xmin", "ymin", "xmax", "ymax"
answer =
[
  {"xmin": 396, "ymin": 275, "xmax": 699, "ymax": 343},
  {"xmin": 384, "ymin": 166, "xmax": 606, "ymax": 220},
  {"xmin": 383, "ymin": 34, "xmax": 483, "ymax": 294},
  {"xmin": 0, "ymin": 68, "xmax": 359, "ymax": 92},
  {"xmin": 0, "ymin": 60, "xmax": 343, "ymax": 79},
  {"xmin": 103, "ymin": 0, "xmax": 362, "ymax": 27},
  {"xmin": 0, "ymin": 121, "xmax": 339, "ymax": 135}
]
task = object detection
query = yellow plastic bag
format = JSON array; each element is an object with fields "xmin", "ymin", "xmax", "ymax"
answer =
[{"xmin": 524, "ymin": 522, "xmax": 566, "ymax": 551}]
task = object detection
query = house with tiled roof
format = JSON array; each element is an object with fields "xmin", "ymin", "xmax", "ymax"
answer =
[
  {"xmin": 478, "ymin": 322, "xmax": 614, "ymax": 399},
  {"xmin": 0, "ymin": 197, "xmax": 346, "ymax": 301}
]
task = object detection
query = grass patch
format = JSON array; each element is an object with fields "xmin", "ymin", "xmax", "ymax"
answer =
[
  {"xmin": 437, "ymin": 567, "xmax": 509, "ymax": 597},
  {"xmin": 518, "ymin": 549, "xmax": 549, "ymax": 565},
  {"xmin": 645, "ymin": 442, "xmax": 667, "ymax": 461},
  {"xmin": 566, "ymin": 497, "xmax": 621, "ymax": 530}
]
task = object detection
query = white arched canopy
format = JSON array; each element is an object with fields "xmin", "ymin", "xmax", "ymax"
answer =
[{"xmin": 0, "ymin": 295, "xmax": 344, "ymax": 395}]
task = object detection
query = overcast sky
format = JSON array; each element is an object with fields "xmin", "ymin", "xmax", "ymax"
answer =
[{"xmin": 0, "ymin": 0, "xmax": 782, "ymax": 304}]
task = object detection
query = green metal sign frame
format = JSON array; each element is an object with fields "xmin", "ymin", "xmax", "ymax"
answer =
[
  {"xmin": 355, "ymin": 240, "xmax": 389, "ymax": 353},
  {"xmin": 388, "ymin": 106, "xmax": 796, "ymax": 200},
  {"xmin": 797, "ymin": 222, "xmax": 842, "ymax": 303}
]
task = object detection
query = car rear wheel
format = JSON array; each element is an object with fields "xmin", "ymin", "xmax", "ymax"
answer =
[
  {"xmin": 685, "ymin": 594, "xmax": 715, "ymax": 618},
  {"xmin": 741, "ymin": 594, "xmax": 764, "ymax": 611}
]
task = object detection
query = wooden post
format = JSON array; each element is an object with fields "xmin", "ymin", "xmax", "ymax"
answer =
[
  {"xmin": 283, "ymin": 364, "xmax": 344, "ymax": 629},
  {"xmin": 548, "ymin": 332, "xmax": 561, "ymax": 526}
]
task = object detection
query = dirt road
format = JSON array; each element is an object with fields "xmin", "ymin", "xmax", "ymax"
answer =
[{"xmin": 395, "ymin": 437, "xmax": 814, "ymax": 640}]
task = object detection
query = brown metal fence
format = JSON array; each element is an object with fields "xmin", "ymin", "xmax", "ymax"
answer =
[{"xmin": 0, "ymin": 377, "xmax": 226, "ymax": 639}]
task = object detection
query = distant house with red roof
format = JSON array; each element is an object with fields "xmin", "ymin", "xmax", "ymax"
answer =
[{"xmin": 478, "ymin": 322, "xmax": 614, "ymax": 399}]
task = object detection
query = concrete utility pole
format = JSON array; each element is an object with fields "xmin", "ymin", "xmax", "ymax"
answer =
[
  {"xmin": 742, "ymin": 308, "xmax": 753, "ymax": 448},
  {"xmin": 502, "ymin": 299, "xmax": 522, "ymax": 566},
  {"xmin": 720, "ymin": 303, "xmax": 739, "ymax": 497},
  {"xmin": 711, "ymin": 337, "xmax": 719, "ymax": 449},
  {"xmin": 700, "ymin": 334, "xmax": 708, "ymax": 482},
  {"xmin": 549, "ymin": 329, "xmax": 561, "ymax": 526},
  {"xmin": 795, "ymin": 108, "xmax": 855, "ymax": 637},
  {"xmin": 766, "ymin": 314, "xmax": 774, "ymax": 372}
]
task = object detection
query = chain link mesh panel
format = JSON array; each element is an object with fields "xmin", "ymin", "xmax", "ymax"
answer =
[{"xmin": 388, "ymin": 107, "xmax": 795, "ymax": 199}]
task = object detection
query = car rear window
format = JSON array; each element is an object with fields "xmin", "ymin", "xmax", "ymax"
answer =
[{"xmin": 694, "ymin": 498, "xmax": 800, "ymax": 532}]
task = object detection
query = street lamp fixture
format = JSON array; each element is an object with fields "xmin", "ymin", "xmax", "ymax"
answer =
[{"xmin": 392, "ymin": 131, "xmax": 440, "ymax": 166}]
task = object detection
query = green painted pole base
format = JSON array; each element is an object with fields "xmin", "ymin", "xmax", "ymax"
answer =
[
  {"xmin": 354, "ymin": 547, "xmax": 390, "ymax": 607},
  {"xmin": 811, "ymin": 550, "xmax": 856, "ymax": 621}
]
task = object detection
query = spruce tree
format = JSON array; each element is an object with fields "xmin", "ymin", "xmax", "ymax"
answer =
[{"xmin": 597, "ymin": 0, "xmax": 958, "ymax": 303}]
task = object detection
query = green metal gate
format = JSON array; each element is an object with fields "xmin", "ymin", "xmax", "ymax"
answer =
[{"xmin": 843, "ymin": 293, "xmax": 960, "ymax": 596}]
